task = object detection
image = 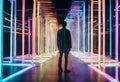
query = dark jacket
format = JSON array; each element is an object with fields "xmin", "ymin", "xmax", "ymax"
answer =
[{"xmin": 57, "ymin": 27, "xmax": 72, "ymax": 53}]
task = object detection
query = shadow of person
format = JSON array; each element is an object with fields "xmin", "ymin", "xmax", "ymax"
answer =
[
  {"xmin": 58, "ymin": 72, "xmax": 63, "ymax": 82},
  {"xmin": 64, "ymin": 73, "xmax": 70, "ymax": 82}
]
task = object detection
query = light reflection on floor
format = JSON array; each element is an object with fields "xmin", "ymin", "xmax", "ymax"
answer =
[
  {"xmin": 1, "ymin": 52, "xmax": 120, "ymax": 82},
  {"xmin": 71, "ymin": 52, "xmax": 120, "ymax": 82}
]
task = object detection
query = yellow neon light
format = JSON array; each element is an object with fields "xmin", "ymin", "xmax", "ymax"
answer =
[
  {"xmin": 102, "ymin": 0, "xmax": 105, "ymax": 64},
  {"xmin": 37, "ymin": 1, "xmax": 40, "ymax": 56},
  {"xmin": 98, "ymin": 0, "xmax": 101, "ymax": 65}
]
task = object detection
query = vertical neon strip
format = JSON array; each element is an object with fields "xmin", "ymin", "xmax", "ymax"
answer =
[
  {"xmin": 115, "ymin": 0, "xmax": 119, "ymax": 62},
  {"xmin": 77, "ymin": 13, "xmax": 80, "ymax": 51},
  {"xmin": 83, "ymin": 2, "xmax": 85, "ymax": 53},
  {"xmin": 14, "ymin": 0, "xmax": 17, "ymax": 57},
  {"xmin": 37, "ymin": 1, "xmax": 40, "ymax": 55},
  {"xmin": 115, "ymin": 63, "xmax": 119, "ymax": 81},
  {"xmin": 0, "ymin": 0, "xmax": 4, "ymax": 80},
  {"xmin": 91, "ymin": 0, "xmax": 93, "ymax": 64},
  {"xmin": 102, "ymin": 0, "xmax": 105, "ymax": 63},
  {"xmin": 109, "ymin": 0, "xmax": 112, "ymax": 57},
  {"xmin": 22, "ymin": 0, "xmax": 25, "ymax": 61},
  {"xmin": 28, "ymin": 17, "xmax": 31, "ymax": 55},
  {"xmin": 98, "ymin": 0, "xmax": 101, "ymax": 64},
  {"xmin": 32, "ymin": 0, "xmax": 36, "ymax": 59},
  {"xmin": 10, "ymin": 0, "xmax": 14, "ymax": 62},
  {"xmin": 88, "ymin": 4, "xmax": 90, "ymax": 53}
]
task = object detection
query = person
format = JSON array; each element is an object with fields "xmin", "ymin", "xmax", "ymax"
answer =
[{"xmin": 57, "ymin": 21, "xmax": 72, "ymax": 73}]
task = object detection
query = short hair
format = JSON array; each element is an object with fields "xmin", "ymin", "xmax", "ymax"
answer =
[{"xmin": 62, "ymin": 21, "xmax": 67, "ymax": 27}]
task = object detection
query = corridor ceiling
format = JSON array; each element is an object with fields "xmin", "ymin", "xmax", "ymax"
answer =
[{"xmin": 4, "ymin": 0, "xmax": 71, "ymax": 24}]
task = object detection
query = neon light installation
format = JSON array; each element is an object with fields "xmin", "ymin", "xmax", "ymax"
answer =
[
  {"xmin": 109, "ymin": 0, "xmax": 112, "ymax": 57},
  {"xmin": 22, "ymin": 0, "xmax": 25, "ymax": 61},
  {"xmin": 0, "ymin": 0, "xmax": 4, "ymax": 81},
  {"xmin": 28, "ymin": 17, "xmax": 31, "ymax": 56},
  {"xmin": 10, "ymin": 0, "xmax": 13, "ymax": 62},
  {"xmin": 13, "ymin": 0, "xmax": 17, "ymax": 57},
  {"xmin": 102, "ymin": 0, "xmax": 105, "ymax": 63},
  {"xmin": 90, "ymin": 0, "xmax": 93, "ymax": 64},
  {"xmin": 115, "ymin": 0, "xmax": 119, "ymax": 62}
]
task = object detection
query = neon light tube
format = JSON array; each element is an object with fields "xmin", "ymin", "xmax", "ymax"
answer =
[
  {"xmin": 22, "ymin": 0, "xmax": 25, "ymax": 61},
  {"xmin": 77, "ymin": 12, "xmax": 80, "ymax": 51},
  {"xmin": 115, "ymin": 63, "xmax": 119, "ymax": 81},
  {"xmin": 28, "ymin": 17, "xmax": 31, "ymax": 56},
  {"xmin": 37, "ymin": 1, "xmax": 40, "ymax": 55},
  {"xmin": 89, "ymin": 65, "xmax": 119, "ymax": 82},
  {"xmin": 115, "ymin": 0, "xmax": 119, "ymax": 62},
  {"xmin": 10, "ymin": 0, "xmax": 14, "ymax": 62},
  {"xmin": 91, "ymin": 0, "xmax": 93, "ymax": 64},
  {"xmin": 109, "ymin": 0, "xmax": 112, "ymax": 57},
  {"xmin": 83, "ymin": 2, "xmax": 85, "ymax": 53},
  {"xmin": 32, "ymin": 0, "xmax": 36, "ymax": 60},
  {"xmin": 2, "ymin": 65, "xmax": 34, "ymax": 82},
  {"xmin": 102, "ymin": 0, "xmax": 105, "ymax": 63},
  {"xmin": 13, "ymin": 0, "xmax": 17, "ymax": 57},
  {"xmin": 88, "ymin": 4, "xmax": 90, "ymax": 53},
  {"xmin": 0, "ymin": 0, "xmax": 4, "ymax": 80},
  {"xmin": 3, "ymin": 63, "xmax": 31, "ymax": 66},
  {"xmin": 98, "ymin": 0, "xmax": 101, "ymax": 65}
]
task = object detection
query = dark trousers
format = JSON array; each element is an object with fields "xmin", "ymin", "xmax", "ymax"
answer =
[{"xmin": 58, "ymin": 52, "xmax": 69, "ymax": 70}]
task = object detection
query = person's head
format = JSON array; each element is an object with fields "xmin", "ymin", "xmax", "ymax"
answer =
[{"xmin": 62, "ymin": 21, "xmax": 67, "ymax": 28}]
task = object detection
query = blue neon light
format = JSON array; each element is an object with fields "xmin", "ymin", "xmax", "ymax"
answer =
[
  {"xmin": 2, "ymin": 65, "xmax": 34, "ymax": 82},
  {"xmin": 109, "ymin": 0, "xmax": 112, "ymax": 57},
  {"xmin": 13, "ymin": 0, "xmax": 17, "ymax": 57},
  {"xmin": 0, "ymin": 0, "xmax": 4, "ymax": 81}
]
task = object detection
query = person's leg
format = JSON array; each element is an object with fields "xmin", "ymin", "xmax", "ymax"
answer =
[
  {"xmin": 64, "ymin": 52, "xmax": 69, "ymax": 72},
  {"xmin": 58, "ymin": 52, "xmax": 63, "ymax": 72}
]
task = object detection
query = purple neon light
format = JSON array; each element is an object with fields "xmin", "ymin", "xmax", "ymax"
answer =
[
  {"xmin": 115, "ymin": 0, "xmax": 119, "ymax": 62},
  {"xmin": 28, "ymin": 17, "xmax": 31, "ymax": 55}
]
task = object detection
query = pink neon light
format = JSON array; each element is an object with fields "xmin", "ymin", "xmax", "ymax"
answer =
[
  {"xmin": 32, "ymin": 0, "xmax": 36, "ymax": 59},
  {"xmin": 89, "ymin": 65, "xmax": 118, "ymax": 82},
  {"xmin": 91, "ymin": 0, "xmax": 93, "ymax": 64},
  {"xmin": 28, "ymin": 17, "xmax": 31, "ymax": 56},
  {"xmin": 22, "ymin": 0, "xmax": 25, "ymax": 61},
  {"xmin": 102, "ymin": 0, "xmax": 105, "ymax": 63}
]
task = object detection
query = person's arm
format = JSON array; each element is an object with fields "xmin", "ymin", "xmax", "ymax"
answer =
[
  {"xmin": 69, "ymin": 31, "xmax": 72, "ymax": 48},
  {"xmin": 57, "ymin": 31, "xmax": 60, "ymax": 49}
]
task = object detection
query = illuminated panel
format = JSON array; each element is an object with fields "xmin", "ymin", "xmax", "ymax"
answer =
[
  {"xmin": 98, "ymin": 0, "xmax": 101, "ymax": 65},
  {"xmin": 102, "ymin": 0, "xmax": 105, "ymax": 63},
  {"xmin": 28, "ymin": 17, "xmax": 31, "ymax": 55},
  {"xmin": 90, "ymin": 0, "xmax": 93, "ymax": 64},
  {"xmin": 10, "ymin": 0, "xmax": 14, "ymax": 62},
  {"xmin": 13, "ymin": 0, "xmax": 17, "ymax": 57},
  {"xmin": 115, "ymin": 0, "xmax": 119, "ymax": 62},
  {"xmin": 109, "ymin": 0, "xmax": 112, "ymax": 57},
  {"xmin": 22, "ymin": 0, "xmax": 25, "ymax": 61},
  {"xmin": 0, "ymin": 0, "xmax": 4, "ymax": 80}
]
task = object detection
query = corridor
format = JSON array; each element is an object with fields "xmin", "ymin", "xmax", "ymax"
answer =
[
  {"xmin": 0, "ymin": 0, "xmax": 120, "ymax": 82},
  {"xmin": 4, "ymin": 53, "xmax": 110, "ymax": 82}
]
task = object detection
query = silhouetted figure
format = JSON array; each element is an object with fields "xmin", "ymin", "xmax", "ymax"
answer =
[{"xmin": 57, "ymin": 21, "xmax": 72, "ymax": 73}]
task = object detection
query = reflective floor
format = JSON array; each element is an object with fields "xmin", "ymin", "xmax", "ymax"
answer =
[{"xmin": 3, "ymin": 53, "xmax": 112, "ymax": 82}]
